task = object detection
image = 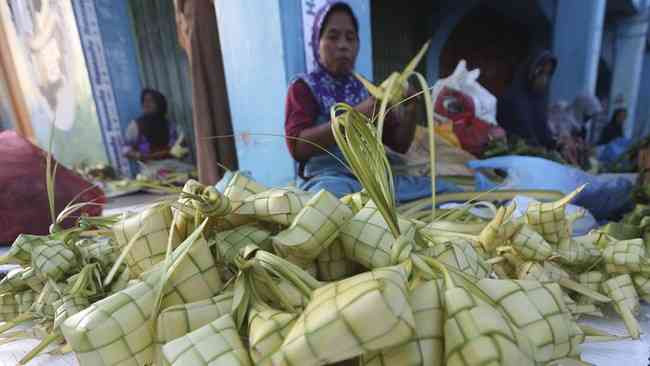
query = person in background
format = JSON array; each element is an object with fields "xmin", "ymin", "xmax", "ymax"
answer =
[
  {"xmin": 599, "ymin": 108, "xmax": 627, "ymax": 145},
  {"xmin": 124, "ymin": 88, "xmax": 178, "ymax": 161},
  {"xmin": 497, "ymin": 49, "xmax": 557, "ymax": 149},
  {"xmin": 568, "ymin": 94, "xmax": 603, "ymax": 141},
  {"xmin": 284, "ymin": 2, "xmax": 457, "ymax": 201}
]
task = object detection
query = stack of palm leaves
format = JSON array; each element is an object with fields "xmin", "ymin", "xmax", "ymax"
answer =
[{"xmin": 2, "ymin": 43, "xmax": 649, "ymax": 366}]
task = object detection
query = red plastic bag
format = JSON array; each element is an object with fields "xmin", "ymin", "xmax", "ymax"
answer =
[{"xmin": 0, "ymin": 131, "xmax": 105, "ymax": 243}]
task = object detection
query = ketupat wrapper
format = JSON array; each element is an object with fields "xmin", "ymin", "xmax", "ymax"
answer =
[
  {"xmin": 223, "ymin": 171, "xmax": 268, "ymax": 205},
  {"xmin": 0, "ymin": 234, "xmax": 48, "ymax": 265},
  {"xmin": 62, "ymin": 223, "xmax": 221, "ymax": 365},
  {"xmin": 362, "ymin": 280, "xmax": 445, "ymax": 366},
  {"xmin": 316, "ymin": 239, "xmax": 363, "ymax": 282},
  {"xmin": 31, "ymin": 241, "xmax": 78, "ymax": 281},
  {"xmin": 477, "ymin": 279, "xmax": 582, "ymax": 363},
  {"xmin": 273, "ymin": 190, "xmax": 353, "ymax": 262},
  {"xmin": 602, "ymin": 239, "xmax": 648, "ymax": 274},
  {"xmin": 76, "ymin": 238, "xmax": 120, "ymax": 271},
  {"xmin": 234, "ymin": 187, "xmax": 313, "ymax": 226},
  {"xmin": 525, "ymin": 186, "xmax": 584, "ymax": 245},
  {"xmin": 576, "ymin": 271, "xmax": 606, "ymax": 317},
  {"xmin": 54, "ymin": 295, "xmax": 90, "ymax": 330},
  {"xmin": 112, "ymin": 204, "xmax": 183, "ymax": 276},
  {"xmin": 160, "ymin": 234, "xmax": 223, "ymax": 306},
  {"xmin": 174, "ymin": 180, "xmax": 232, "ymax": 238},
  {"xmin": 601, "ymin": 274, "xmax": 641, "ymax": 339},
  {"xmin": 509, "ymin": 224, "xmax": 554, "ymax": 261},
  {"xmin": 0, "ymin": 267, "xmax": 29, "ymax": 294},
  {"xmin": 61, "ymin": 273, "xmax": 162, "ymax": 365},
  {"xmin": 156, "ymin": 292, "xmax": 234, "ymax": 346},
  {"xmin": 14, "ymin": 289, "xmax": 36, "ymax": 315},
  {"xmin": 632, "ymin": 274, "xmax": 650, "ymax": 303},
  {"xmin": 478, "ymin": 205, "xmax": 519, "ymax": 252},
  {"xmin": 214, "ymin": 172, "xmax": 269, "ymax": 231},
  {"xmin": 418, "ymin": 238, "xmax": 491, "ymax": 279},
  {"xmin": 0, "ymin": 293, "xmax": 18, "ymax": 321},
  {"xmin": 32, "ymin": 281, "xmax": 65, "ymax": 319},
  {"xmin": 248, "ymin": 304, "xmax": 298, "ymax": 365},
  {"xmin": 21, "ymin": 267, "xmax": 45, "ymax": 292},
  {"xmin": 557, "ymin": 236, "xmax": 601, "ymax": 268},
  {"xmin": 211, "ymin": 225, "xmax": 273, "ymax": 264},
  {"xmin": 340, "ymin": 200, "xmax": 417, "ymax": 269},
  {"xmin": 443, "ymin": 285, "xmax": 536, "ymax": 366},
  {"xmin": 161, "ymin": 313, "xmax": 252, "ymax": 366},
  {"xmin": 271, "ymin": 265, "xmax": 416, "ymax": 366}
]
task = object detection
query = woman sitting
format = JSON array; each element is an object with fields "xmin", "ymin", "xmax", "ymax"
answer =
[
  {"xmin": 125, "ymin": 88, "xmax": 178, "ymax": 162},
  {"xmin": 284, "ymin": 2, "xmax": 457, "ymax": 202}
]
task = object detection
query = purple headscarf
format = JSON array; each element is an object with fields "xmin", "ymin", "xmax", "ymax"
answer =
[{"xmin": 298, "ymin": 1, "xmax": 368, "ymax": 118}]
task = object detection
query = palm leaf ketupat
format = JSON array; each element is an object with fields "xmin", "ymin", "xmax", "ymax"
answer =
[
  {"xmin": 161, "ymin": 314, "xmax": 252, "ymax": 366},
  {"xmin": 271, "ymin": 265, "xmax": 416, "ymax": 366}
]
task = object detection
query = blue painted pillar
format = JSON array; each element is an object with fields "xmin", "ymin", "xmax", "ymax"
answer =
[
  {"xmin": 609, "ymin": 13, "xmax": 649, "ymax": 139},
  {"xmin": 635, "ymin": 51, "xmax": 650, "ymax": 138},
  {"xmin": 73, "ymin": 0, "xmax": 143, "ymax": 176},
  {"xmin": 550, "ymin": 0, "xmax": 606, "ymax": 103},
  {"xmin": 214, "ymin": 0, "xmax": 372, "ymax": 186}
]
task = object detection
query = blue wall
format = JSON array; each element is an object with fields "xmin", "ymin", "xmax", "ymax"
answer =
[
  {"xmin": 214, "ymin": 1, "xmax": 296, "ymax": 186},
  {"xmin": 550, "ymin": 0, "xmax": 606, "ymax": 103},
  {"xmin": 609, "ymin": 13, "xmax": 649, "ymax": 138}
]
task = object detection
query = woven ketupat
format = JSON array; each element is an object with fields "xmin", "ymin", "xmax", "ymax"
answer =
[
  {"xmin": 271, "ymin": 265, "xmax": 415, "ymax": 366},
  {"xmin": 235, "ymin": 187, "xmax": 313, "ymax": 226},
  {"xmin": 0, "ymin": 267, "xmax": 28, "ymax": 293},
  {"xmin": 443, "ymin": 285, "xmax": 535, "ymax": 366},
  {"xmin": 340, "ymin": 200, "xmax": 417, "ymax": 269},
  {"xmin": 54, "ymin": 295, "xmax": 90, "ymax": 330},
  {"xmin": 162, "ymin": 234, "xmax": 223, "ymax": 305},
  {"xmin": 316, "ymin": 240, "xmax": 363, "ymax": 282},
  {"xmin": 112, "ymin": 205, "xmax": 182, "ymax": 276},
  {"xmin": 478, "ymin": 279, "xmax": 582, "ymax": 363},
  {"xmin": 14, "ymin": 289, "xmax": 35, "ymax": 314},
  {"xmin": 478, "ymin": 205, "xmax": 518, "ymax": 251},
  {"xmin": 602, "ymin": 274, "xmax": 640, "ymax": 315},
  {"xmin": 510, "ymin": 224, "xmax": 554, "ymax": 261},
  {"xmin": 61, "ymin": 275, "xmax": 160, "ymax": 365},
  {"xmin": 21, "ymin": 267, "xmax": 45, "ymax": 292},
  {"xmin": 77, "ymin": 239, "xmax": 120, "ymax": 271},
  {"xmin": 174, "ymin": 180, "xmax": 205, "ymax": 239},
  {"xmin": 525, "ymin": 187, "xmax": 582, "ymax": 245},
  {"xmin": 273, "ymin": 190, "xmax": 353, "ymax": 261},
  {"xmin": 215, "ymin": 173, "xmax": 269, "ymax": 231},
  {"xmin": 576, "ymin": 271, "xmax": 606, "ymax": 316},
  {"xmin": 419, "ymin": 238, "xmax": 491, "ymax": 279},
  {"xmin": 557, "ymin": 237, "xmax": 600, "ymax": 268},
  {"xmin": 3, "ymin": 234, "xmax": 48, "ymax": 265},
  {"xmin": 248, "ymin": 305, "xmax": 298, "ymax": 365},
  {"xmin": 223, "ymin": 172, "xmax": 268, "ymax": 205},
  {"xmin": 633, "ymin": 274, "xmax": 650, "ymax": 303},
  {"xmin": 157, "ymin": 292, "xmax": 234, "ymax": 345},
  {"xmin": 61, "ymin": 234, "xmax": 222, "ymax": 366},
  {"xmin": 32, "ymin": 281, "xmax": 64, "ymax": 318},
  {"xmin": 31, "ymin": 241, "xmax": 78, "ymax": 281},
  {"xmin": 602, "ymin": 239, "xmax": 647, "ymax": 273},
  {"xmin": 211, "ymin": 225, "xmax": 273, "ymax": 266},
  {"xmin": 0, "ymin": 293, "xmax": 18, "ymax": 321},
  {"xmin": 161, "ymin": 314, "xmax": 252, "ymax": 366},
  {"xmin": 362, "ymin": 280, "xmax": 445, "ymax": 366}
]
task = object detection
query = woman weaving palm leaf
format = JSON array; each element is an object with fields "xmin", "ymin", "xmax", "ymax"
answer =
[{"xmin": 284, "ymin": 2, "xmax": 458, "ymax": 202}]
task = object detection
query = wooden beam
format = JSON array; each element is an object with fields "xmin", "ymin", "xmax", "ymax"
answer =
[{"xmin": 0, "ymin": 3, "xmax": 34, "ymax": 140}]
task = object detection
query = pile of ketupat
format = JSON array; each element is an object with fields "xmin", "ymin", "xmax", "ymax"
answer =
[{"xmin": 0, "ymin": 43, "xmax": 648, "ymax": 366}]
